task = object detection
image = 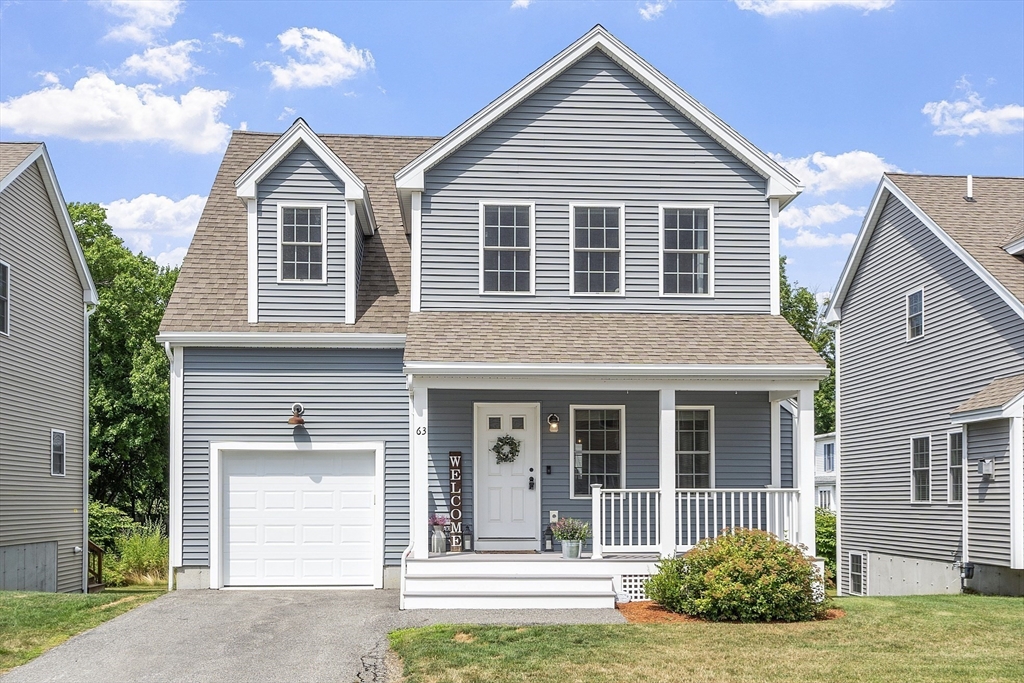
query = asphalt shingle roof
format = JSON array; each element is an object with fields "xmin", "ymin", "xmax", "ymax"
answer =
[
  {"xmin": 953, "ymin": 374, "xmax": 1024, "ymax": 415},
  {"xmin": 0, "ymin": 142, "xmax": 40, "ymax": 183}
]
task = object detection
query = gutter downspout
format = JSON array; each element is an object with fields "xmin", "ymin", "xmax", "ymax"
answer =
[
  {"xmin": 164, "ymin": 341, "xmax": 176, "ymax": 591},
  {"xmin": 83, "ymin": 302, "xmax": 95, "ymax": 593}
]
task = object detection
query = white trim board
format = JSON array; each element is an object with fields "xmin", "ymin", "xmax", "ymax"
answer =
[
  {"xmin": 404, "ymin": 362, "xmax": 828, "ymax": 380},
  {"xmin": 208, "ymin": 441, "xmax": 386, "ymax": 590},
  {"xmin": 394, "ymin": 25, "xmax": 801, "ymax": 208},
  {"xmin": 826, "ymin": 175, "xmax": 1024, "ymax": 323},
  {"xmin": 157, "ymin": 332, "xmax": 406, "ymax": 348}
]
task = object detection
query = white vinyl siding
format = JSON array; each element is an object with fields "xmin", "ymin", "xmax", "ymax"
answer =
[
  {"xmin": 570, "ymin": 205, "xmax": 623, "ymax": 295},
  {"xmin": 0, "ymin": 261, "xmax": 9, "ymax": 335},
  {"xmin": 480, "ymin": 204, "xmax": 534, "ymax": 294},
  {"xmin": 911, "ymin": 436, "xmax": 931, "ymax": 502},
  {"xmin": 50, "ymin": 429, "xmax": 65, "ymax": 477},
  {"xmin": 948, "ymin": 430, "xmax": 963, "ymax": 503},
  {"xmin": 570, "ymin": 406, "xmax": 624, "ymax": 497},
  {"xmin": 906, "ymin": 289, "xmax": 924, "ymax": 340},
  {"xmin": 660, "ymin": 205, "xmax": 713, "ymax": 296},
  {"xmin": 675, "ymin": 407, "xmax": 713, "ymax": 488}
]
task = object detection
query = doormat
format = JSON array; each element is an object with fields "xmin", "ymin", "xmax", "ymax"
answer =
[{"xmin": 475, "ymin": 550, "xmax": 540, "ymax": 554}]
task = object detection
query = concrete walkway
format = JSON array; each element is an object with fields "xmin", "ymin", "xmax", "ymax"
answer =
[{"xmin": 1, "ymin": 590, "xmax": 624, "ymax": 683}]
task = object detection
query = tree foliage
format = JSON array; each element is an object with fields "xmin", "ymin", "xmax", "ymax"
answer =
[
  {"xmin": 69, "ymin": 203, "xmax": 178, "ymax": 520},
  {"xmin": 780, "ymin": 257, "xmax": 835, "ymax": 434}
]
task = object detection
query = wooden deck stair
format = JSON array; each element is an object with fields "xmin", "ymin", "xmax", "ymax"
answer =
[{"xmin": 87, "ymin": 541, "xmax": 105, "ymax": 593}]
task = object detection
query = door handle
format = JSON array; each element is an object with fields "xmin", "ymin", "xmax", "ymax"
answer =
[{"xmin": 529, "ymin": 476, "xmax": 535, "ymax": 490}]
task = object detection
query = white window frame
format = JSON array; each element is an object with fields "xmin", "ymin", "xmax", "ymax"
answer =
[
  {"xmin": 910, "ymin": 434, "xmax": 932, "ymax": 503},
  {"xmin": 276, "ymin": 203, "xmax": 329, "ymax": 284},
  {"xmin": 658, "ymin": 203, "xmax": 715, "ymax": 298},
  {"xmin": 948, "ymin": 428, "xmax": 965, "ymax": 504},
  {"xmin": 50, "ymin": 429, "xmax": 66, "ymax": 477},
  {"xmin": 847, "ymin": 551, "xmax": 867, "ymax": 595},
  {"xmin": 0, "ymin": 260, "xmax": 9, "ymax": 337},
  {"xmin": 568, "ymin": 203, "xmax": 625, "ymax": 297},
  {"xmin": 906, "ymin": 287, "xmax": 925, "ymax": 341},
  {"xmin": 823, "ymin": 441, "xmax": 835, "ymax": 473},
  {"xmin": 674, "ymin": 405, "xmax": 716, "ymax": 489},
  {"xmin": 478, "ymin": 201, "xmax": 536, "ymax": 296},
  {"xmin": 569, "ymin": 404, "xmax": 626, "ymax": 499}
]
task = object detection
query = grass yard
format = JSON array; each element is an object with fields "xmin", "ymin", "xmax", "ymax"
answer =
[
  {"xmin": 0, "ymin": 584, "xmax": 165, "ymax": 674},
  {"xmin": 389, "ymin": 595, "xmax": 1024, "ymax": 683}
]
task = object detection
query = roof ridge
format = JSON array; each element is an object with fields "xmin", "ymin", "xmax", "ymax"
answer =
[
  {"xmin": 233, "ymin": 129, "xmax": 442, "ymax": 141},
  {"xmin": 886, "ymin": 172, "xmax": 1024, "ymax": 181}
]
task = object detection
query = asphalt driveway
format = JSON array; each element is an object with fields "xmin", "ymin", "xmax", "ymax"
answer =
[{"xmin": 1, "ymin": 589, "xmax": 624, "ymax": 683}]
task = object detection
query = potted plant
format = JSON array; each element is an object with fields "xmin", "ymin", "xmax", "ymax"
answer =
[
  {"xmin": 551, "ymin": 517, "xmax": 590, "ymax": 559},
  {"xmin": 429, "ymin": 513, "xmax": 449, "ymax": 555}
]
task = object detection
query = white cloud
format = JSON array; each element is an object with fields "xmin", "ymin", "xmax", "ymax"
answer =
[
  {"xmin": 278, "ymin": 106, "xmax": 297, "ymax": 121},
  {"xmin": 122, "ymin": 39, "xmax": 203, "ymax": 83},
  {"xmin": 0, "ymin": 73, "xmax": 231, "ymax": 153},
  {"xmin": 639, "ymin": 1, "xmax": 668, "ymax": 20},
  {"xmin": 511, "ymin": 0, "xmax": 532, "ymax": 8},
  {"xmin": 782, "ymin": 229, "xmax": 857, "ymax": 248},
  {"xmin": 780, "ymin": 202, "xmax": 863, "ymax": 230},
  {"xmin": 156, "ymin": 247, "xmax": 189, "ymax": 268},
  {"xmin": 212, "ymin": 32, "xmax": 245, "ymax": 47},
  {"xmin": 733, "ymin": 0, "xmax": 893, "ymax": 16},
  {"xmin": 772, "ymin": 150, "xmax": 900, "ymax": 194},
  {"xmin": 922, "ymin": 77, "xmax": 1024, "ymax": 137},
  {"xmin": 37, "ymin": 71, "xmax": 61, "ymax": 85},
  {"xmin": 96, "ymin": 0, "xmax": 183, "ymax": 43},
  {"xmin": 262, "ymin": 27, "xmax": 374, "ymax": 89},
  {"xmin": 103, "ymin": 193, "xmax": 206, "ymax": 256}
]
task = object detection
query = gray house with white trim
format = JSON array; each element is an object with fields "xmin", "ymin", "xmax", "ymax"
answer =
[
  {"xmin": 0, "ymin": 142, "xmax": 98, "ymax": 593},
  {"xmin": 158, "ymin": 26, "xmax": 828, "ymax": 608},
  {"xmin": 828, "ymin": 173, "xmax": 1023, "ymax": 597}
]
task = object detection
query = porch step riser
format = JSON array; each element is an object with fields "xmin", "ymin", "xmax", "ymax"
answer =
[
  {"xmin": 405, "ymin": 560, "xmax": 660, "ymax": 577},
  {"xmin": 405, "ymin": 576, "xmax": 612, "ymax": 594},
  {"xmin": 403, "ymin": 594, "xmax": 616, "ymax": 610}
]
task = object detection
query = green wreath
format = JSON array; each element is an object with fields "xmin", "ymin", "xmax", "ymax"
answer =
[{"xmin": 491, "ymin": 434, "xmax": 521, "ymax": 464}]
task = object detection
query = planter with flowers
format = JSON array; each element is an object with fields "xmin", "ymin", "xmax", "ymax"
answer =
[{"xmin": 551, "ymin": 517, "xmax": 590, "ymax": 559}]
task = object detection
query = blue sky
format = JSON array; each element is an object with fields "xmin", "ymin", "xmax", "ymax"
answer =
[{"xmin": 1, "ymin": 0, "xmax": 1021, "ymax": 295}]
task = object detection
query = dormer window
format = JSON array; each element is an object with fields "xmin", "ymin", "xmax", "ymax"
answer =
[
  {"xmin": 279, "ymin": 205, "xmax": 327, "ymax": 282},
  {"xmin": 480, "ymin": 203, "xmax": 534, "ymax": 294}
]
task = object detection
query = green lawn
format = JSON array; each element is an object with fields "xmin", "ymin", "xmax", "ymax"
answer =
[
  {"xmin": 389, "ymin": 595, "xmax": 1024, "ymax": 683},
  {"xmin": 0, "ymin": 584, "xmax": 165, "ymax": 674}
]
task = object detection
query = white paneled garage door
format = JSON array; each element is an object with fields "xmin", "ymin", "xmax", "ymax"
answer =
[{"xmin": 222, "ymin": 449, "xmax": 377, "ymax": 587}]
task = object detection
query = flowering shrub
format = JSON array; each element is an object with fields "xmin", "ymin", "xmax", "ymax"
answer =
[
  {"xmin": 428, "ymin": 513, "xmax": 449, "ymax": 527},
  {"xmin": 550, "ymin": 517, "xmax": 590, "ymax": 542},
  {"xmin": 645, "ymin": 528, "xmax": 828, "ymax": 622}
]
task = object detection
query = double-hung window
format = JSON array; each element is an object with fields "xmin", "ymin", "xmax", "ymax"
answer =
[
  {"xmin": 481, "ymin": 204, "xmax": 533, "ymax": 293},
  {"xmin": 823, "ymin": 442, "xmax": 835, "ymax": 473},
  {"xmin": 911, "ymin": 435, "xmax": 931, "ymax": 502},
  {"xmin": 848, "ymin": 552, "xmax": 866, "ymax": 595},
  {"xmin": 0, "ymin": 262, "xmax": 9, "ymax": 335},
  {"xmin": 571, "ymin": 407, "xmax": 623, "ymax": 497},
  {"xmin": 51, "ymin": 430, "xmax": 65, "ymax": 477},
  {"xmin": 948, "ymin": 431, "xmax": 964, "ymax": 503},
  {"xmin": 661, "ymin": 206, "xmax": 712, "ymax": 295},
  {"xmin": 907, "ymin": 289, "xmax": 924, "ymax": 339},
  {"xmin": 676, "ymin": 408, "xmax": 713, "ymax": 488},
  {"xmin": 279, "ymin": 206, "xmax": 326, "ymax": 282},
  {"xmin": 571, "ymin": 205, "xmax": 622, "ymax": 294}
]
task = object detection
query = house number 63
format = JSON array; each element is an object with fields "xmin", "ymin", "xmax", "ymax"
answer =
[{"xmin": 416, "ymin": 427, "xmax": 427, "ymax": 435}]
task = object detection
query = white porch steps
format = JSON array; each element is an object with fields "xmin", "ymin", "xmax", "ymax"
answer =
[{"xmin": 402, "ymin": 555, "xmax": 659, "ymax": 609}]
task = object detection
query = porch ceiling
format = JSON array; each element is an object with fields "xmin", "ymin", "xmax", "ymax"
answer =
[{"xmin": 405, "ymin": 312, "xmax": 826, "ymax": 371}]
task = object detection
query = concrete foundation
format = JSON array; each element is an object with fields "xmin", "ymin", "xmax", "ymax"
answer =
[
  {"xmin": 173, "ymin": 566, "xmax": 210, "ymax": 590},
  {"xmin": 383, "ymin": 566, "xmax": 401, "ymax": 589},
  {"xmin": 966, "ymin": 564, "xmax": 1024, "ymax": 596},
  {"xmin": 867, "ymin": 552, "xmax": 960, "ymax": 596}
]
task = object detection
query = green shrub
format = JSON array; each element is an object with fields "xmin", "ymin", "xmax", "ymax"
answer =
[
  {"xmin": 815, "ymin": 507, "xmax": 837, "ymax": 586},
  {"xmin": 104, "ymin": 523, "xmax": 168, "ymax": 586},
  {"xmin": 645, "ymin": 529, "xmax": 828, "ymax": 622},
  {"xmin": 88, "ymin": 501, "xmax": 140, "ymax": 552}
]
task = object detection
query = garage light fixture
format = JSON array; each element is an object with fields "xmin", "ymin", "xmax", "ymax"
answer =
[{"xmin": 289, "ymin": 403, "xmax": 305, "ymax": 426}]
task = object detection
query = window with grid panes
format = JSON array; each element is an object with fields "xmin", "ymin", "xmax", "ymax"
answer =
[
  {"xmin": 573, "ymin": 206, "xmax": 621, "ymax": 293},
  {"xmin": 912, "ymin": 436, "xmax": 931, "ymax": 501},
  {"xmin": 907, "ymin": 289, "xmax": 924, "ymax": 339},
  {"xmin": 482, "ymin": 205, "xmax": 531, "ymax": 292},
  {"xmin": 572, "ymin": 408, "xmax": 622, "ymax": 496},
  {"xmin": 280, "ymin": 207, "xmax": 324, "ymax": 281},
  {"xmin": 663, "ymin": 208, "xmax": 710, "ymax": 294},
  {"xmin": 949, "ymin": 432, "xmax": 964, "ymax": 503},
  {"xmin": 676, "ymin": 409, "xmax": 711, "ymax": 488}
]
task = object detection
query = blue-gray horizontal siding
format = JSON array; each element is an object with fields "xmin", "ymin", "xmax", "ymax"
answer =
[
  {"xmin": 180, "ymin": 348, "xmax": 408, "ymax": 566},
  {"xmin": 421, "ymin": 49, "xmax": 771, "ymax": 313},
  {"xmin": 426, "ymin": 390, "xmax": 771, "ymax": 536},
  {"xmin": 257, "ymin": 142, "xmax": 347, "ymax": 322},
  {"xmin": 967, "ymin": 419, "xmax": 1011, "ymax": 567},
  {"xmin": 838, "ymin": 193, "xmax": 1024, "ymax": 592}
]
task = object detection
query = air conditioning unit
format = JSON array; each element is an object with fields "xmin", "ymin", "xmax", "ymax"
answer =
[{"xmin": 978, "ymin": 459, "xmax": 995, "ymax": 477}]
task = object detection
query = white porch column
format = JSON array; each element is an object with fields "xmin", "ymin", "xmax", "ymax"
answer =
[
  {"xmin": 769, "ymin": 398, "xmax": 782, "ymax": 488},
  {"xmin": 659, "ymin": 387, "xmax": 677, "ymax": 558},
  {"xmin": 410, "ymin": 383, "xmax": 429, "ymax": 559},
  {"xmin": 797, "ymin": 386, "xmax": 817, "ymax": 556},
  {"xmin": 1010, "ymin": 410, "xmax": 1023, "ymax": 570}
]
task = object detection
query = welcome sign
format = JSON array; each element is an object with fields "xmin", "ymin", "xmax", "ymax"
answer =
[{"xmin": 449, "ymin": 451, "xmax": 463, "ymax": 552}]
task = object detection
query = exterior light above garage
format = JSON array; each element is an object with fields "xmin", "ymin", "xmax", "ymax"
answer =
[{"xmin": 289, "ymin": 403, "xmax": 305, "ymax": 426}]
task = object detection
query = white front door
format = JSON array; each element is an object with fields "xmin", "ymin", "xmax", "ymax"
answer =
[{"xmin": 475, "ymin": 403, "xmax": 541, "ymax": 550}]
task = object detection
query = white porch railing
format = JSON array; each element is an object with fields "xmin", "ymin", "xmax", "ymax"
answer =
[
  {"xmin": 590, "ymin": 485, "xmax": 660, "ymax": 557},
  {"xmin": 675, "ymin": 489, "xmax": 799, "ymax": 550}
]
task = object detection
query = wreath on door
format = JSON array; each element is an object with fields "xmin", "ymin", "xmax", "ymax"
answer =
[{"xmin": 491, "ymin": 434, "xmax": 521, "ymax": 464}]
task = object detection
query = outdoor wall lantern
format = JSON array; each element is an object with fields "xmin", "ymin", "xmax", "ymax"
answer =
[
  {"xmin": 289, "ymin": 402, "xmax": 305, "ymax": 427},
  {"xmin": 462, "ymin": 524, "xmax": 473, "ymax": 552},
  {"xmin": 547, "ymin": 413, "xmax": 560, "ymax": 433},
  {"xmin": 544, "ymin": 524, "xmax": 554, "ymax": 552}
]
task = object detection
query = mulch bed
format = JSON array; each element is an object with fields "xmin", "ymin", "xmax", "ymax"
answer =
[{"xmin": 617, "ymin": 601, "xmax": 845, "ymax": 624}]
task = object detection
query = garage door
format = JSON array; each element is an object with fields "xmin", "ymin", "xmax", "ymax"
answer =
[{"xmin": 222, "ymin": 450, "xmax": 377, "ymax": 587}]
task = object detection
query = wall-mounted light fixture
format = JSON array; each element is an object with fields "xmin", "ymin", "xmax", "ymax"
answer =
[
  {"xmin": 978, "ymin": 459, "xmax": 995, "ymax": 477},
  {"xmin": 547, "ymin": 413, "xmax": 560, "ymax": 433},
  {"xmin": 289, "ymin": 402, "xmax": 305, "ymax": 427}
]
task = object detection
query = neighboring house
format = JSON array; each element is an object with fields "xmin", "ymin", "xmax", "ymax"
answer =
[
  {"xmin": 828, "ymin": 174, "xmax": 1024, "ymax": 597},
  {"xmin": 157, "ymin": 26, "xmax": 828, "ymax": 608},
  {"xmin": 815, "ymin": 433, "xmax": 836, "ymax": 510},
  {"xmin": 0, "ymin": 142, "xmax": 98, "ymax": 593}
]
